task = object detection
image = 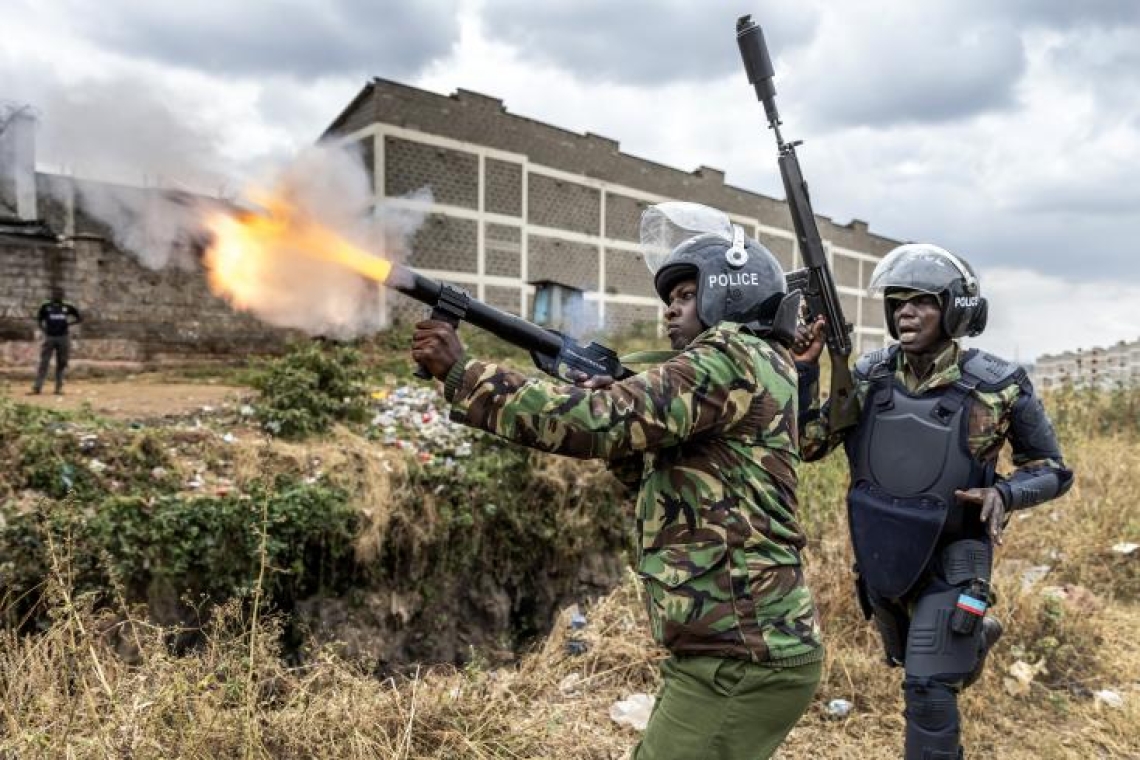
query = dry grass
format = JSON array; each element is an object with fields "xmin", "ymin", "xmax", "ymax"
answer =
[{"xmin": 1, "ymin": 432, "xmax": 1138, "ymax": 759}]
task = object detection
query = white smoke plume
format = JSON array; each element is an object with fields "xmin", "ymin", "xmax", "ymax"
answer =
[{"xmin": 54, "ymin": 141, "xmax": 431, "ymax": 339}]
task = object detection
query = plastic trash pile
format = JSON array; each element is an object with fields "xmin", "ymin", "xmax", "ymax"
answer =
[{"xmin": 368, "ymin": 386, "xmax": 480, "ymax": 467}]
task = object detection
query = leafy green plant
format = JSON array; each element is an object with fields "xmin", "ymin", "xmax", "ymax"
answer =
[
  {"xmin": 0, "ymin": 478, "xmax": 358, "ymax": 629},
  {"xmin": 251, "ymin": 341, "xmax": 371, "ymax": 438}
]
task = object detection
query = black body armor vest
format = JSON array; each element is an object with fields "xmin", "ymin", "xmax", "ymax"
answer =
[{"xmin": 843, "ymin": 347, "xmax": 1009, "ymax": 600}]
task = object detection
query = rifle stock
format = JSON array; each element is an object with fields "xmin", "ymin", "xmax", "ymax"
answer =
[{"xmin": 737, "ymin": 14, "xmax": 859, "ymax": 431}]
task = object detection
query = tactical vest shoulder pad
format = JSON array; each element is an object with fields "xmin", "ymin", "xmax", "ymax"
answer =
[
  {"xmin": 961, "ymin": 349, "xmax": 1026, "ymax": 390},
  {"xmin": 854, "ymin": 345, "xmax": 897, "ymax": 380}
]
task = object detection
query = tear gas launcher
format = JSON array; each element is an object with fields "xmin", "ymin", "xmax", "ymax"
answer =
[
  {"xmin": 736, "ymin": 14, "xmax": 859, "ymax": 431},
  {"xmin": 388, "ymin": 265, "xmax": 634, "ymax": 382},
  {"xmin": 198, "ymin": 198, "xmax": 633, "ymax": 384}
]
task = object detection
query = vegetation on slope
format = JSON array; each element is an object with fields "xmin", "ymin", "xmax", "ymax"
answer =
[{"xmin": 1, "ymin": 337, "xmax": 1138, "ymax": 758}]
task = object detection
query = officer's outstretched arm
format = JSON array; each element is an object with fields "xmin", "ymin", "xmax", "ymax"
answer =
[
  {"xmin": 995, "ymin": 385, "xmax": 1074, "ymax": 510},
  {"xmin": 446, "ymin": 339, "xmax": 759, "ymax": 461}
]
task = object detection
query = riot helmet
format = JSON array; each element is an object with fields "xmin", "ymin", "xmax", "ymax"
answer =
[
  {"xmin": 868, "ymin": 243, "xmax": 987, "ymax": 339},
  {"xmin": 640, "ymin": 202, "xmax": 800, "ymax": 345}
]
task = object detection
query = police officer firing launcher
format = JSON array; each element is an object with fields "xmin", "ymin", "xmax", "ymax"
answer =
[
  {"xmin": 412, "ymin": 202, "xmax": 823, "ymax": 760},
  {"xmin": 795, "ymin": 244, "xmax": 1074, "ymax": 760}
]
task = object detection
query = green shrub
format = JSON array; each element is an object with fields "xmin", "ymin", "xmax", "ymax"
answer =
[
  {"xmin": 0, "ymin": 478, "xmax": 359, "ymax": 627},
  {"xmin": 251, "ymin": 341, "xmax": 370, "ymax": 438}
]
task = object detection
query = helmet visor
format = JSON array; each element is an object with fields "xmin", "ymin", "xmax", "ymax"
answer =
[
  {"xmin": 640, "ymin": 202, "xmax": 733, "ymax": 274},
  {"xmin": 868, "ymin": 245, "xmax": 975, "ymax": 297}
]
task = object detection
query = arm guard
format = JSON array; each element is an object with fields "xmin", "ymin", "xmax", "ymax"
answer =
[
  {"xmin": 795, "ymin": 361, "xmax": 821, "ymax": 430},
  {"xmin": 996, "ymin": 386, "xmax": 1073, "ymax": 509},
  {"xmin": 996, "ymin": 467, "xmax": 1068, "ymax": 510}
]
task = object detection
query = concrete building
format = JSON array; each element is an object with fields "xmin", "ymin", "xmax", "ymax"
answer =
[
  {"xmin": 1034, "ymin": 339, "xmax": 1140, "ymax": 390},
  {"xmin": 323, "ymin": 79, "xmax": 902, "ymax": 352}
]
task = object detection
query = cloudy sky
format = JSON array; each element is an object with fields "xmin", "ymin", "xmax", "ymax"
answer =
[{"xmin": 3, "ymin": 0, "xmax": 1138, "ymax": 361}]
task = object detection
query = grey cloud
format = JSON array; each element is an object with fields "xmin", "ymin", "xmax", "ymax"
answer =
[
  {"xmin": 794, "ymin": 10, "xmax": 1026, "ymax": 127},
  {"xmin": 857, "ymin": 183, "xmax": 1135, "ymax": 284},
  {"xmin": 60, "ymin": 0, "xmax": 461, "ymax": 80},
  {"xmin": 997, "ymin": 0, "xmax": 1140, "ymax": 29},
  {"xmin": 1040, "ymin": 27, "xmax": 1140, "ymax": 106},
  {"xmin": 479, "ymin": 0, "xmax": 819, "ymax": 85}
]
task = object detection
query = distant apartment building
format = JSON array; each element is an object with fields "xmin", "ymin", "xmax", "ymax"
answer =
[
  {"xmin": 1034, "ymin": 339, "xmax": 1140, "ymax": 390},
  {"xmin": 323, "ymin": 79, "xmax": 903, "ymax": 351}
]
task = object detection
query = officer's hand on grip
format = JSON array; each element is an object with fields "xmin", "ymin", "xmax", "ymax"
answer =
[
  {"xmin": 792, "ymin": 316, "xmax": 828, "ymax": 364},
  {"xmin": 954, "ymin": 488, "xmax": 1007, "ymax": 545},
  {"xmin": 411, "ymin": 320, "xmax": 465, "ymax": 380},
  {"xmin": 567, "ymin": 370, "xmax": 616, "ymax": 390}
]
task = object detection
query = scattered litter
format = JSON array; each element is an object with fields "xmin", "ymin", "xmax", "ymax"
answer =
[
  {"xmin": 564, "ymin": 639, "xmax": 588, "ymax": 656},
  {"xmin": 222, "ymin": 432, "xmax": 237, "ymax": 444},
  {"xmin": 200, "ymin": 405, "xmax": 214, "ymax": 414},
  {"xmin": 825, "ymin": 699, "xmax": 853, "ymax": 719},
  {"xmin": 87, "ymin": 459, "xmax": 108, "ymax": 473},
  {"xmin": 1020, "ymin": 565, "xmax": 1052, "ymax": 590},
  {"xmin": 150, "ymin": 466, "xmax": 167, "ymax": 479},
  {"xmin": 60, "ymin": 464, "xmax": 75, "ymax": 491},
  {"xmin": 1003, "ymin": 659, "xmax": 1047, "ymax": 697},
  {"xmin": 78, "ymin": 434, "xmax": 100, "ymax": 451},
  {"xmin": 1093, "ymin": 689, "xmax": 1124, "ymax": 709},
  {"xmin": 239, "ymin": 404, "xmax": 256, "ymax": 417},
  {"xmin": 367, "ymin": 385, "xmax": 479, "ymax": 467},
  {"xmin": 569, "ymin": 610, "xmax": 588, "ymax": 630},
  {"xmin": 610, "ymin": 693, "xmax": 655, "ymax": 731},
  {"xmin": 1111, "ymin": 542, "xmax": 1138, "ymax": 555},
  {"xmin": 558, "ymin": 672, "xmax": 584, "ymax": 695},
  {"xmin": 187, "ymin": 477, "xmax": 204, "ymax": 490}
]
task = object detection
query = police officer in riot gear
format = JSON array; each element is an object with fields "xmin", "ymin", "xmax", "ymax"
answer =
[{"xmin": 795, "ymin": 243, "xmax": 1073, "ymax": 760}]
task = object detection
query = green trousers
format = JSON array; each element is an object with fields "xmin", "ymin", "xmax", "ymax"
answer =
[{"xmin": 632, "ymin": 655, "xmax": 822, "ymax": 760}]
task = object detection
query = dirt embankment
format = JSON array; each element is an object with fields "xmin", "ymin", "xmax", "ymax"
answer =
[{"xmin": 1, "ymin": 373, "xmax": 630, "ymax": 672}]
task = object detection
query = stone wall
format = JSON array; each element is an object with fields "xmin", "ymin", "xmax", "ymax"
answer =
[{"xmin": 1, "ymin": 180, "xmax": 295, "ymax": 367}]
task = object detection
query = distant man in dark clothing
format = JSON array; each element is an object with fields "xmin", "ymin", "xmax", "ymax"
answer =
[{"xmin": 32, "ymin": 290, "xmax": 82, "ymax": 395}]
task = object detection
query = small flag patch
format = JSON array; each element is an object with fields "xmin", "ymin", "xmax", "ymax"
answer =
[{"xmin": 956, "ymin": 595, "xmax": 987, "ymax": 615}]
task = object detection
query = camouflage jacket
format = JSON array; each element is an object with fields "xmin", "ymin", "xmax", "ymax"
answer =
[
  {"xmin": 444, "ymin": 323, "xmax": 823, "ymax": 665},
  {"xmin": 799, "ymin": 342, "xmax": 1072, "ymax": 510}
]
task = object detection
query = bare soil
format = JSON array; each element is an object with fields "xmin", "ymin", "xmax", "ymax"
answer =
[{"xmin": 0, "ymin": 377, "xmax": 251, "ymax": 419}]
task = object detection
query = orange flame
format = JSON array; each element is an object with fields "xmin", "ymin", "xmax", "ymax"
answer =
[{"xmin": 203, "ymin": 191, "xmax": 392, "ymax": 310}]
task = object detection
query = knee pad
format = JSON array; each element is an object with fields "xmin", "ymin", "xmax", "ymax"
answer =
[
  {"xmin": 904, "ymin": 679, "xmax": 961, "ymax": 760},
  {"xmin": 904, "ymin": 679, "xmax": 958, "ymax": 731}
]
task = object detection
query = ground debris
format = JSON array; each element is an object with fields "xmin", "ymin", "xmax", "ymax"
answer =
[{"xmin": 368, "ymin": 385, "xmax": 478, "ymax": 467}]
